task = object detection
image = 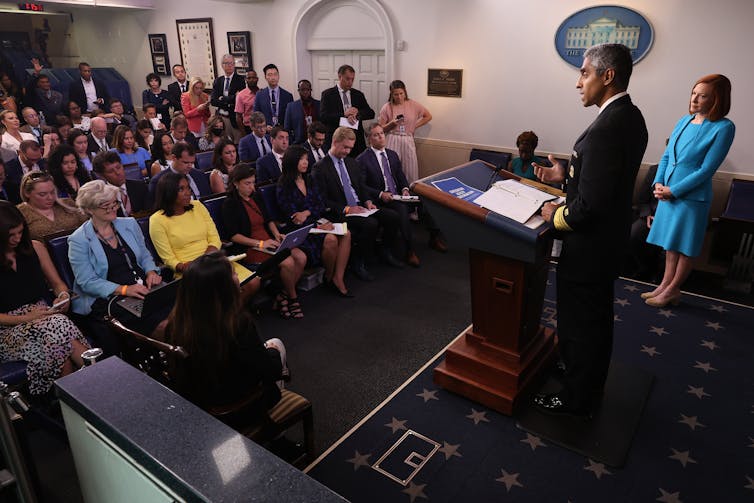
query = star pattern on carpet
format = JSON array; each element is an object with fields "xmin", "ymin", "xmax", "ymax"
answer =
[
  {"xmin": 584, "ymin": 459, "xmax": 611, "ymax": 479},
  {"xmin": 649, "ymin": 326, "xmax": 669, "ymax": 336},
  {"xmin": 708, "ymin": 304, "xmax": 728, "ymax": 313},
  {"xmin": 668, "ymin": 448, "xmax": 697, "ymax": 468},
  {"xmin": 678, "ymin": 414, "xmax": 705, "ymax": 431},
  {"xmin": 614, "ymin": 297, "xmax": 631, "ymax": 307},
  {"xmin": 657, "ymin": 308, "xmax": 677, "ymax": 319},
  {"xmin": 466, "ymin": 408, "xmax": 490, "ymax": 425},
  {"xmin": 705, "ymin": 321, "xmax": 723, "ymax": 331},
  {"xmin": 693, "ymin": 361, "xmax": 717, "ymax": 373},
  {"xmin": 700, "ymin": 339, "xmax": 719, "ymax": 350},
  {"xmin": 438, "ymin": 441, "xmax": 462, "ymax": 460},
  {"xmin": 623, "ymin": 284, "xmax": 639, "ymax": 292},
  {"xmin": 345, "ymin": 450, "xmax": 371, "ymax": 471},
  {"xmin": 495, "ymin": 468, "xmax": 523, "ymax": 492},
  {"xmin": 656, "ymin": 488, "xmax": 683, "ymax": 503},
  {"xmin": 401, "ymin": 481, "xmax": 428, "ymax": 503},
  {"xmin": 520, "ymin": 433, "xmax": 546, "ymax": 451},
  {"xmin": 614, "ymin": 314, "xmax": 622, "ymax": 322},
  {"xmin": 745, "ymin": 476, "xmax": 754, "ymax": 490},
  {"xmin": 749, "ymin": 437, "xmax": 754, "ymax": 448},
  {"xmin": 416, "ymin": 388, "xmax": 439, "ymax": 403},
  {"xmin": 385, "ymin": 417, "xmax": 408, "ymax": 434},
  {"xmin": 687, "ymin": 385, "xmax": 710, "ymax": 399},
  {"xmin": 641, "ymin": 345, "xmax": 661, "ymax": 357}
]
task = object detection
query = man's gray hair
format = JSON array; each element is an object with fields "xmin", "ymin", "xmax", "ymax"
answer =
[
  {"xmin": 584, "ymin": 43, "xmax": 633, "ymax": 91},
  {"xmin": 221, "ymin": 53, "xmax": 234, "ymax": 64}
]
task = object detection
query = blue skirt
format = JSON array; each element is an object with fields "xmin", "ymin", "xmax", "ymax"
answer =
[{"xmin": 646, "ymin": 198, "xmax": 710, "ymax": 257}]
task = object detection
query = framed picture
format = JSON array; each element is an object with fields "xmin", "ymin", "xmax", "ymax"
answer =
[
  {"xmin": 227, "ymin": 31, "xmax": 251, "ymax": 55},
  {"xmin": 148, "ymin": 34, "xmax": 170, "ymax": 76},
  {"xmin": 176, "ymin": 18, "xmax": 217, "ymax": 85}
]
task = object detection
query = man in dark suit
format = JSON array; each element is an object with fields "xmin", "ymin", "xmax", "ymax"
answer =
[
  {"xmin": 5, "ymin": 140, "xmax": 46, "ymax": 191},
  {"xmin": 253, "ymin": 64, "xmax": 294, "ymax": 129},
  {"xmin": 319, "ymin": 64, "xmax": 375, "ymax": 157},
  {"xmin": 0, "ymin": 161, "xmax": 20, "ymax": 204},
  {"xmin": 148, "ymin": 142, "xmax": 210, "ymax": 207},
  {"xmin": 25, "ymin": 59, "xmax": 64, "ymax": 124},
  {"xmin": 238, "ymin": 112, "xmax": 271, "ymax": 162},
  {"xmin": 211, "ymin": 54, "xmax": 246, "ymax": 130},
  {"xmin": 92, "ymin": 151, "xmax": 149, "ymax": 216},
  {"xmin": 533, "ymin": 43, "xmax": 648, "ymax": 417},
  {"xmin": 357, "ymin": 123, "xmax": 420, "ymax": 267},
  {"xmin": 255, "ymin": 126, "xmax": 288, "ymax": 186},
  {"xmin": 68, "ymin": 62, "xmax": 110, "ymax": 113},
  {"xmin": 312, "ymin": 126, "xmax": 402, "ymax": 281},
  {"xmin": 20, "ymin": 107, "xmax": 45, "ymax": 145},
  {"xmin": 284, "ymin": 79, "xmax": 320, "ymax": 144},
  {"xmin": 169, "ymin": 116, "xmax": 199, "ymax": 151},
  {"xmin": 167, "ymin": 64, "xmax": 189, "ymax": 113},
  {"xmin": 87, "ymin": 117, "xmax": 112, "ymax": 155},
  {"xmin": 302, "ymin": 121, "xmax": 328, "ymax": 170}
]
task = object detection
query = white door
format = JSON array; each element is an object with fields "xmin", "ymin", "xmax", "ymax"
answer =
[{"xmin": 311, "ymin": 50, "xmax": 387, "ymax": 114}]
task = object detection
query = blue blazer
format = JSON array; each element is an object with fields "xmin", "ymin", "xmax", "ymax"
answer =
[
  {"xmin": 284, "ymin": 99, "xmax": 320, "ymax": 144},
  {"xmin": 238, "ymin": 133, "xmax": 271, "ymax": 162},
  {"xmin": 356, "ymin": 148, "xmax": 409, "ymax": 202},
  {"xmin": 653, "ymin": 114, "xmax": 735, "ymax": 203},
  {"xmin": 68, "ymin": 217, "xmax": 159, "ymax": 315},
  {"xmin": 255, "ymin": 153, "xmax": 282, "ymax": 186},
  {"xmin": 253, "ymin": 87, "xmax": 293, "ymax": 127}
]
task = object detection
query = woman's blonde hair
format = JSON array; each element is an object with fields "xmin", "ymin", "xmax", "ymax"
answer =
[{"xmin": 187, "ymin": 77, "xmax": 206, "ymax": 107}]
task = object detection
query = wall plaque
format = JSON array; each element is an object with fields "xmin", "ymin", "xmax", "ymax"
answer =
[{"xmin": 427, "ymin": 69, "xmax": 462, "ymax": 98}]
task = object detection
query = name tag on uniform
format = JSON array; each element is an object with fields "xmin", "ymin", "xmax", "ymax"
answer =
[{"xmin": 569, "ymin": 165, "xmax": 575, "ymax": 178}]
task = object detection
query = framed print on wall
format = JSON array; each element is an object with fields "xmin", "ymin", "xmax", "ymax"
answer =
[
  {"xmin": 176, "ymin": 18, "xmax": 217, "ymax": 85},
  {"xmin": 227, "ymin": 31, "xmax": 252, "ymax": 73},
  {"xmin": 148, "ymin": 34, "xmax": 170, "ymax": 76}
]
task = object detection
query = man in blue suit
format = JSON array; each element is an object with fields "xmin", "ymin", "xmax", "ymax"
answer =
[
  {"xmin": 253, "ymin": 64, "xmax": 293, "ymax": 128},
  {"xmin": 238, "ymin": 112, "xmax": 272, "ymax": 162},
  {"xmin": 357, "ymin": 124, "xmax": 420, "ymax": 267},
  {"xmin": 5, "ymin": 141, "xmax": 46, "ymax": 194},
  {"xmin": 255, "ymin": 127, "xmax": 289, "ymax": 186},
  {"xmin": 148, "ymin": 142, "xmax": 211, "ymax": 206},
  {"xmin": 284, "ymin": 79, "xmax": 320, "ymax": 145}
]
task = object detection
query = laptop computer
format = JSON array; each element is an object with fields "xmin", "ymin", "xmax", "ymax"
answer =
[
  {"xmin": 116, "ymin": 279, "xmax": 180, "ymax": 318},
  {"xmin": 258, "ymin": 224, "xmax": 314, "ymax": 255}
]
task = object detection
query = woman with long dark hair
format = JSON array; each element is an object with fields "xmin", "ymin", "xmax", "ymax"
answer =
[
  {"xmin": 68, "ymin": 128, "xmax": 94, "ymax": 174},
  {"xmin": 0, "ymin": 201, "xmax": 89, "ymax": 396},
  {"xmin": 111, "ymin": 125, "xmax": 151, "ymax": 178},
  {"xmin": 209, "ymin": 138, "xmax": 237, "ymax": 194},
  {"xmin": 149, "ymin": 131, "xmax": 175, "ymax": 178},
  {"xmin": 166, "ymin": 252, "xmax": 288, "ymax": 412},
  {"xmin": 277, "ymin": 145, "xmax": 352, "ymax": 297},
  {"xmin": 47, "ymin": 144, "xmax": 91, "ymax": 199}
]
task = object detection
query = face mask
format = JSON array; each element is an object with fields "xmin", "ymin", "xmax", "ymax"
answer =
[{"xmin": 211, "ymin": 128, "xmax": 224, "ymax": 136}]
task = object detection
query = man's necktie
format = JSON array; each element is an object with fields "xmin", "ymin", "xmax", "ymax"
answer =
[
  {"xmin": 181, "ymin": 83, "xmax": 186, "ymax": 92},
  {"xmin": 271, "ymin": 89, "xmax": 278, "ymax": 121},
  {"xmin": 342, "ymin": 90, "xmax": 350, "ymax": 109},
  {"xmin": 260, "ymin": 138, "xmax": 268, "ymax": 155},
  {"xmin": 381, "ymin": 152, "xmax": 397, "ymax": 193},
  {"xmin": 337, "ymin": 159, "xmax": 358, "ymax": 206},
  {"xmin": 224, "ymin": 77, "xmax": 230, "ymax": 96},
  {"xmin": 120, "ymin": 187, "xmax": 131, "ymax": 216}
]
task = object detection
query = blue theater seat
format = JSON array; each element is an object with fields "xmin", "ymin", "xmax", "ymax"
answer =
[
  {"xmin": 195, "ymin": 151, "xmax": 214, "ymax": 172},
  {"xmin": 46, "ymin": 234, "xmax": 75, "ymax": 290},
  {"xmin": 469, "ymin": 148, "xmax": 512, "ymax": 172},
  {"xmin": 0, "ymin": 360, "xmax": 28, "ymax": 387},
  {"xmin": 201, "ymin": 194, "xmax": 228, "ymax": 240},
  {"xmin": 256, "ymin": 183, "xmax": 285, "ymax": 224}
]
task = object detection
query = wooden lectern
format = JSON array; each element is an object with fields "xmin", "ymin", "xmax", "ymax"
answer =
[{"xmin": 412, "ymin": 160, "xmax": 558, "ymax": 415}]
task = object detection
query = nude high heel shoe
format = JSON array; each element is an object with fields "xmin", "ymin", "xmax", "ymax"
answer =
[{"xmin": 645, "ymin": 293, "xmax": 681, "ymax": 308}]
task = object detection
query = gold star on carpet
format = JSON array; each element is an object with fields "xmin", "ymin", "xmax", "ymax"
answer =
[
  {"xmin": 495, "ymin": 469, "xmax": 523, "ymax": 492},
  {"xmin": 623, "ymin": 284, "xmax": 639, "ymax": 292},
  {"xmin": 693, "ymin": 361, "xmax": 717, "ymax": 373},
  {"xmin": 678, "ymin": 414, "xmax": 705, "ymax": 431},
  {"xmin": 649, "ymin": 326, "xmax": 669, "ymax": 336},
  {"xmin": 438, "ymin": 441, "xmax": 462, "ymax": 460},
  {"xmin": 416, "ymin": 388, "xmax": 439, "ymax": 403},
  {"xmin": 520, "ymin": 433, "xmax": 546, "ymax": 451},
  {"xmin": 384, "ymin": 417, "xmax": 408, "ymax": 434},
  {"xmin": 687, "ymin": 385, "xmax": 710, "ymax": 399},
  {"xmin": 668, "ymin": 448, "xmax": 697, "ymax": 468},
  {"xmin": 708, "ymin": 304, "xmax": 728, "ymax": 313},
  {"xmin": 641, "ymin": 345, "xmax": 661, "ymax": 357},
  {"xmin": 401, "ymin": 481, "xmax": 428, "ymax": 503},
  {"xmin": 466, "ymin": 408, "xmax": 490, "ymax": 425},
  {"xmin": 700, "ymin": 340, "xmax": 719, "ymax": 350},
  {"xmin": 614, "ymin": 314, "xmax": 622, "ymax": 322},
  {"xmin": 705, "ymin": 321, "xmax": 723, "ymax": 331},
  {"xmin": 614, "ymin": 297, "xmax": 630, "ymax": 307},
  {"xmin": 656, "ymin": 488, "xmax": 683, "ymax": 503},
  {"xmin": 657, "ymin": 308, "xmax": 677, "ymax": 318},
  {"xmin": 745, "ymin": 476, "xmax": 754, "ymax": 490},
  {"xmin": 584, "ymin": 459, "xmax": 611, "ymax": 479},
  {"xmin": 345, "ymin": 450, "xmax": 371, "ymax": 471}
]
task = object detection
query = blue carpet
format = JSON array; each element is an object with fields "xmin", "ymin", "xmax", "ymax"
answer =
[{"xmin": 306, "ymin": 271, "xmax": 754, "ymax": 502}]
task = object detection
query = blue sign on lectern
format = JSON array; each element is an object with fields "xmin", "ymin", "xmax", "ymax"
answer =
[{"xmin": 555, "ymin": 5, "xmax": 654, "ymax": 68}]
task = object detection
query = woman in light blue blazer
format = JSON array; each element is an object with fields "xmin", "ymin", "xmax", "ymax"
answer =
[
  {"xmin": 645, "ymin": 74, "xmax": 735, "ymax": 307},
  {"xmin": 68, "ymin": 180, "xmax": 162, "ymax": 354}
]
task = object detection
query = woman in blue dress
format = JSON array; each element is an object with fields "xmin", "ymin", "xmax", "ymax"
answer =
[{"xmin": 644, "ymin": 74, "xmax": 735, "ymax": 307}]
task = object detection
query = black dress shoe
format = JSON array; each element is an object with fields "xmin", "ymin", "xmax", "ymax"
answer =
[
  {"xmin": 532, "ymin": 393, "xmax": 592, "ymax": 418},
  {"xmin": 380, "ymin": 251, "xmax": 404, "ymax": 268},
  {"xmin": 351, "ymin": 264, "xmax": 375, "ymax": 281},
  {"xmin": 324, "ymin": 280, "xmax": 354, "ymax": 298}
]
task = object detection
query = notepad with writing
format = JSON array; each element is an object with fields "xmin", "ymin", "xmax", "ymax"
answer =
[
  {"xmin": 473, "ymin": 179, "xmax": 560, "ymax": 224},
  {"xmin": 309, "ymin": 223, "xmax": 348, "ymax": 235}
]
